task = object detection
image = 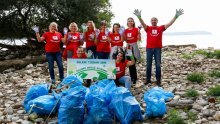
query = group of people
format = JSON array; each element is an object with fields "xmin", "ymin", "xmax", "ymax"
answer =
[{"xmin": 32, "ymin": 8, "xmax": 184, "ymax": 90}]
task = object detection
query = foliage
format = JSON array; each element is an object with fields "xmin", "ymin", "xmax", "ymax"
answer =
[
  {"xmin": 0, "ymin": 0, "xmax": 114, "ymax": 39},
  {"xmin": 209, "ymin": 69, "xmax": 220, "ymax": 78},
  {"xmin": 206, "ymin": 85, "xmax": 220, "ymax": 96},
  {"xmin": 167, "ymin": 109, "xmax": 186, "ymax": 124},
  {"xmin": 185, "ymin": 89, "xmax": 199, "ymax": 98},
  {"xmin": 187, "ymin": 111, "xmax": 197, "ymax": 123},
  {"xmin": 187, "ymin": 72, "xmax": 205, "ymax": 83}
]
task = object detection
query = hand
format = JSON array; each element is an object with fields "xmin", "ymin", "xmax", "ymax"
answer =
[
  {"xmin": 63, "ymin": 27, "xmax": 68, "ymax": 35},
  {"xmin": 80, "ymin": 33, "xmax": 84, "ymax": 40},
  {"xmin": 87, "ymin": 50, "xmax": 93, "ymax": 58},
  {"xmin": 81, "ymin": 23, "xmax": 87, "ymax": 32},
  {"xmin": 119, "ymin": 26, "xmax": 125, "ymax": 35},
  {"xmin": 95, "ymin": 29, "xmax": 100, "ymax": 38},
  {"xmin": 138, "ymin": 25, "xmax": 143, "ymax": 30},
  {"xmin": 67, "ymin": 34, "xmax": 72, "ymax": 41},
  {"xmin": 133, "ymin": 9, "xmax": 142, "ymax": 18},
  {"xmin": 105, "ymin": 28, "xmax": 109, "ymax": 36},
  {"xmin": 32, "ymin": 25, "xmax": 39, "ymax": 33},
  {"xmin": 175, "ymin": 8, "xmax": 184, "ymax": 18}
]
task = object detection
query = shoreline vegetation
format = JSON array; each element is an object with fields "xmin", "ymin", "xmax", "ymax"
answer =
[{"xmin": 0, "ymin": 44, "xmax": 220, "ymax": 123}]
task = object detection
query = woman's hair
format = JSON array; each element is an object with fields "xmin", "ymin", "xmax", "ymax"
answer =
[
  {"xmin": 69, "ymin": 22, "xmax": 78, "ymax": 31},
  {"xmin": 118, "ymin": 51, "xmax": 126, "ymax": 63},
  {"xmin": 127, "ymin": 17, "xmax": 135, "ymax": 27},
  {"xmin": 49, "ymin": 22, "xmax": 58, "ymax": 31},
  {"xmin": 113, "ymin": 47, "xmax": 125, "ymax": 62},
  {"xmin": 87, "ymin": 20, "xmax": 96, "ymax": 31},
  {"xmin": 112, "ymin": 23, "xmax": 120, "ymax": 33}
]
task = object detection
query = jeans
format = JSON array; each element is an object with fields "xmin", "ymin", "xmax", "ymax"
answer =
[
  {"xmin": 86, "ymin": 46, "xmax": 97, "ymax": 59},
  {"xmin": 118, "ymin": 76, "xmax": 131, "ymax": 90},
  {"xmin": 96, "ymin": 52, "xmax": 110, "ymax": 59},
  {"xmin": 46, "ymin": 52, "xmax": 64, "ymax": 83},
  {"xmin": 146, "ymin": 48, "xmax": 161, "ymax": 82}
]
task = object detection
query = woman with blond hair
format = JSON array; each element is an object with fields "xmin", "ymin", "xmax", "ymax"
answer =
[
  {"xmin": 64, "ymin": 22, "xmax": 83, "ymax": 58},
  {"xmin": 33, "ymin": 22, "xmax": 64, "ymax": 84},
  {"xmin": 84, "ymin": 21, "xmax": 97, "ymax": 59},
  {"xmin": 123, "ymin": 17, "xmax": 141, "ymax": 84}
]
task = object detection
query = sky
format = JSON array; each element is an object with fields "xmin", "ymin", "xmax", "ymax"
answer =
[{"xmin": 110, "ymin": 0, "xmax": 220, "ymax": 48}]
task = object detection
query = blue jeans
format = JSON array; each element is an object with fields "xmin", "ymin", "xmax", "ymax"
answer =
[
  {"xmin": 96, "ymin": 52, "xmax": 110, "ymax": 59},
  {"xmin": 46, "ymin": 52, "xmax": 64, "ymax": 83},
  {"xmin": 146, "ymin": 48, "xmax": 161, "ymax": 82},
  {"xmin": 118, "ymin": 76, "xmax": 131, "ymax": 90},
  {"xmin": 86, "ymin": 46, "xmax": 97, "ymax": 59}
]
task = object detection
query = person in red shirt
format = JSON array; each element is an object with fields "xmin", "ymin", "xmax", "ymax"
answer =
[
  {"xmin": 134, "ymin": 9, "xmax": 184, "ymax": 86},
  {"xmin": 84, "ymin": 21, "xmax": 97, "ymax": 59},
  {"xmin": 109, "ymin": 23, "xmax": 124, "ymax": 59},
  {"xmin": 95, "ymin": 20, "xmax": 110, "ymax": 59},
  {"xmin": 33, "ymin": 22, "xmax": 65, "ymax": 84},
  {"xmin": 64, "ymin": 22, "xmax": 83, "ymax": 59},
  {"xmin": 123, "ymin": 17, "xmax": 141, "ymax": 84},
  {"xmin": 72, "ymin": 47, "xmax": 87, "ymax": 59},
  {"xmin": 115, "ymin": 49, "xmax": 135, "ymax": 90}
]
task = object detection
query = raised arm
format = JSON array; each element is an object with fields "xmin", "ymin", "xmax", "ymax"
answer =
[
  {"xmin": 164, "ymin": 8, "xmax": 184, "ymax": 29},
  {"xmin": 32, "ymin": 25, "xmax": 45, "ymax": 42},
  {"xmin": 133, "ymin": 9, "xmax": 147, "ymax": 31}
]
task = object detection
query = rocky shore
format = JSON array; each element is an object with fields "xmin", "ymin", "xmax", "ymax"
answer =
[{"xmin": 0, "ymin": 44, "xmax": 220, "ymax": 124}]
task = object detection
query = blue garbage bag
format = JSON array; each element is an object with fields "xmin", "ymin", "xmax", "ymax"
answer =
[
  {"xmin": 58, "ymin": 75, "xmax": 83, "ymax": 89},
  {"xmin": 58, "ymin": 86, "xmax": 86, "ymax": 124},
  {"xmin": 84, "ymin": 96, "xmax": 113, "ymax": 124},
  {"xmin": 144, "ymin": 97, "xmax": 166, "ymax": 117},
  {"xmin": 144, "ymin": 87, "xmax": 174, "ymax": 101},
  {"xmin": 96, "ymin": 79, "xmax": 112, "ymax": 88},
  {"xmin": 104, "ymin": 80, "xmax": 117, "ymax": 104},
  {"xmin": 23, "ymin": 84, "xmax": 49, "ymax": 112},
  {"xmin": 27, "ymin": 95, "xmax": 59, "ymax": 115},
  {"xmin": 144, "ymin": 87, "xmax": 174, "ymax": 118},
  {"xmin": 109, "ymin": 88, "xmax": 143, "ymax": 124}
]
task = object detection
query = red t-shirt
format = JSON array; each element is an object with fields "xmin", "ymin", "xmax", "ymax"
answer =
[
  {"xmin": 116, "ymin": 60, "xmax": 128, "ymax": 79},
  {"xmin": 109, "ymin": 33, "xmax": 123, "ymax": 47},
  {"xmin": 124, "ymin": 28, "xmax": 139, "ymax": 43},
  {"xmin": 145, "ymin": 25, "xmax": 166, "ymax": 48},
  {"xmin": 66, "ymin": 32, "xmax": 81, "ymax": 53},
  {"xmin": 96, "ymin": 32, "xmax": 110, "ymax": 52},
  {"xmin": 42, "ymin": 32, "xmax": 63, "ymax": 52},
  {"xmin": 85, "ymin": 30, "xmax": 96, "ymax": 48},
  {"xmin": 72, "ymin": 53, "xmax": 87, "ymax": 59}
]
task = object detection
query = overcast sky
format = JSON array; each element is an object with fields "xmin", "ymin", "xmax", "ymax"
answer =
[{"xmin": 110, "ymin": 0, "xmax": 220, "ymax": 35}]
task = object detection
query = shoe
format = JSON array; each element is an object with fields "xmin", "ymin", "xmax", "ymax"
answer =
[
  {"xmin": 144, "ymin": 80, "xmax": 151, "ymax": 85},
  {"xmin": 157, "ymin": 80, "xmax": 161, "ymax": 87}
]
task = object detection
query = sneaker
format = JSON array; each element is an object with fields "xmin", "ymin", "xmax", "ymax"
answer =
[{"xmin": 144, "ymin": 80, "xmax": 151, "ymax": 85}]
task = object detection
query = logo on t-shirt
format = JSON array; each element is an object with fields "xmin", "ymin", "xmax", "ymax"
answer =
[
  {"xmin": 52, "ymin": 36, "xmax": 58, "ymax": 41},
  {"xmin": 127, "ymin": 33, "xmax": 132, "ymax": 38},
  {"xmin": 72, "ymin": 36, "xmax": 78, "ymax": 40},
  {"xmin": 102, "ymin": 36, "xmax": 107, "ymax": 40},
  {"xmin": 116, "ymin": 67, "xmax": 120, "ymax": 72},
  {"xmin": 114, "ymin": 36, "xmax": 120, "ymax": 40},
  {"xmin": 152, "ymin": 30, "xmax": 158, "ymax": 35}
]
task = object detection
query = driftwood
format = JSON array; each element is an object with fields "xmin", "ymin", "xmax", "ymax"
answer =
[{"xmin": 0, "ymin": 55, "xmax": 46, "ymax": 72}]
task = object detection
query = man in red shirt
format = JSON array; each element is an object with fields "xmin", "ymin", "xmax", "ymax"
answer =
[{"xmin": 134, "ymin": 9, "xmax": 184, "ymax": 86}]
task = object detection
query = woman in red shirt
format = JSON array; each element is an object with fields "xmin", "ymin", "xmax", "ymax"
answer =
[
  {"xmin": 109, "ymin": 23, "xmax": 124, "ymax": 59},
  {"xmin": 34, "ymin": 22, "xmax": 64, "ymax": 84},
  {"xmin": 65, "ymin": 22, "xmax": 83, "ymax": 58},
  {"xmin": 123, "ymin": 17, "xmax": 141, "ymax": 84},
  {"xmin": 84, "ymin": 21, "xmax": 97, "ymax": 59},
  {"xmin": 115, "ymin": 49, "xmax": 135, "ymax": 90},
  {"xmin": 95, "ymin": 20, "xmax": 110, "ymax": 59}
]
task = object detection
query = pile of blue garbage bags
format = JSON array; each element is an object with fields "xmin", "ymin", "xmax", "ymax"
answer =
[{"xmin": 23, "ymin": 75, "xmax": 174, "ymax": 124}]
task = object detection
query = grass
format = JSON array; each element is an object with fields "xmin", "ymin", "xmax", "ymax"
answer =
[
  {"xmin": 185, "ymin": 89, "xmax": 199, "ymax": 98},
  {"xmin": 206, "ymin": 85, "xmax": 220, "ymax": 96},
  {"xmin": 187, "ymin": 111, "xmax": 197, "ymax": 123},
  {"xmin": 187, "ymin": 72, "xmax": 205, "ymax": 83},
  {"xmin": 181, "ymin": 50, "xmax": 220, "ymax": 59},
  {"xmin": 209, "ymin": 70, "xmax": 220, "ymax": 78},
  {"xmin": 167, "ymin": 109, "xmax": 186, "ymax": 124}
]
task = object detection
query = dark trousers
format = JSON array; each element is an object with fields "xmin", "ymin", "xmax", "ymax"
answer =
[
  {"xmin": 126, "ymin": 56, "xmax": 137, "ymax": 84},
  {"xmin": 46, "ymin": 52, "xmax": 64, "ymax": 83},
  {"xmin": 146, "ymin": 48, "xmax": 161, "ymax": 82}
]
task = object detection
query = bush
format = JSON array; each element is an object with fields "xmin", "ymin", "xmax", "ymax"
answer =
[
  {"xmin": 181, "ymin": 53, "xmax": 193, "ymax": 59},
  {"xmin": 167, "ymin": 109, "xmax": 186, "ymax": 124},
  {"xmin": 185, "ymin": 89, "xmax": 199, "ymax": 98},
  {"xmin": 213, "ymin": 50, "xmax": 220, "ymax": 59},
  {"xmin": 187, "ymin": 111, "xmax": 197, "ymax": 122},
  {"xmin": 209, "ymin": 70, "xmax": 220, "ymax": 78},
  {"xmin": 206, "ymin": 85, "xmax": 220, "ymax": 96},
  {"xmin": 187, "ymin": 72, "xmax": 205, "ymax": 83}
]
